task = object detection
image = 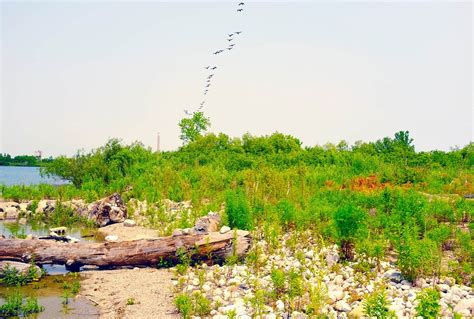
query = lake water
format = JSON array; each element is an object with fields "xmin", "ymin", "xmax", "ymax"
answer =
[{"xmin": 0, "ymin": 166, "xmax": 68, "ymax": 186}]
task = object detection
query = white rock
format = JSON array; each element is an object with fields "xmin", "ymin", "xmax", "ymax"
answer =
[
  {"xmin": 453, "ymin": 298, "xmax": 473, "ymax": 317},
  {"xmin": 334, "ymin": 300, "xmax": 351, "ymax": 312},
  {"xmin": 325, "ymin": 249, "xmax": 339, "ymax": 267},
  {"xmin": 123, "ymin": 219, "xmax": 136, "ymax": 227},
  {"xmin": 276, "ymin": 300, "xmax": 285, "ymax": 312},
  {"xmin": 438, "ymin": 284, "xmax": 449, "ymax": 293},
  {"xmin": 202, "ymin": 284, "xmax": 211, "ymax": 292},
  {"xmin": 105, "ymin": 235, "xmax": 118, "ymax": 242},
  {"xmin": 220, "ymin": 226, "xmax": 231, "ymax": 234}
]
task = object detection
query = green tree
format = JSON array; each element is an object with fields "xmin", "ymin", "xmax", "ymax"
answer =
[{"xmin": 179, "ymin": 111, "xmax": 211, "ymax": 144}]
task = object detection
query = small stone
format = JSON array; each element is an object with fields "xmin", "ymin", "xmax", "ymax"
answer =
[
  {"xmin": 220, "ymin": 226, "xmax": 231, "ymax": 234},
  {"xmin": 437, "ymin": 284, "xmax": 449, "ymax": 293},
  {"xmin": 348, "ymin": 304, "xmax": 363, "ymax": 318},
  {"xmin": 202, "ymin": 284, "xmax": 211, "ymax": 292},
  {"xmin": 276, "ymin": 299, "xmax": 284, "ymax": 312},
  {"xmin": 18, "ymin": 218, "xmax": 27, "ymax": 225},
  {"xmin": 453, "ymin": 298, "xmax": 473, "ymax": 316},
  {"xmin": 335, "ymin": 300, "xmax": 351, "ymax": 312},
  {"xmin": 123, "ymin": 219, "xmax": 136, "ymax": 227},
  {"xmin": 172, "ymin": 229, "xmax": 183, "ymax": 236},
  {"xmin": 105, "ymin": 235, "xmax": 119, "ymax": 242},
  {"xmin": 290, "ymin": 311, "xmax": 308, "ymax": 319}
]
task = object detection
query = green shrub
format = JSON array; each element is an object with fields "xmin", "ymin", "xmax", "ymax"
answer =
[
  {"xmin": 0, "ymin": 264, "xmax": 39, "ymax": 286},
  {"xmin": 416, "ymin": 288, "xmax": 440, "ymax": 318},
  {"xmin": 175, "ymin": 293, "xmax": 193, "ymax": 319},
  {"xmin": 397, "ymin": 236, "xmax": 440, "ymax": 282},
  {"xmin": 0, "ymin": 291, "xmax": 44, "ymax": 316},
  {"xmin": 225, "ymin": 188, "xmax": 252, "ymax": 230},
  {"xmin": 270, "ymin": 268, "xmax": 286, "ymax": 297},
  {"xmin": 193, "ymin": 292, "xmax": 211, "ymax": 316},
  {"xmin": 363, "ymin": 289, "xmax": 395, "ymax": 319},
  {"xmin": 276, "ymin": 199, "xmax": 296, "ymax": 227},
  {"xmin": 334, "ymin": 204, "xmax": 367, "ymax": 260}
]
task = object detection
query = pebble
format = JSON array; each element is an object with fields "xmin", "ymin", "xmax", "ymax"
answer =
[
  {"xmin": 276, "ymin": 299, "xmax": 284, "ymax": 312},
  {"xmin": 220, "ymin": 226, "xmax": 231, "ymax": 234},
  {"xmin": 123, "ymin": 219, "xmax": 136, "ymax": 227}
]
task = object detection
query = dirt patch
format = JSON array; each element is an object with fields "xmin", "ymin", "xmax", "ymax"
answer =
[
  {"xmin": 97, "ymin": 223, "xmax": 160, "ymax": 241},
  {"xmin": 80, "ymin": 268, "xmax": 179, "ymax": 319}
]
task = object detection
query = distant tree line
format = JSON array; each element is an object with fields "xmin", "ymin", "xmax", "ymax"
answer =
[{"xmin": 0, "ymin": 154, "xmax": 53, "ymax": 167}]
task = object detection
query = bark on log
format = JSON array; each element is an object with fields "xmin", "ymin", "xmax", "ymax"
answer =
[{"xmin": 0, "ymin": 230, "xmax": 251, "ymax": 271}]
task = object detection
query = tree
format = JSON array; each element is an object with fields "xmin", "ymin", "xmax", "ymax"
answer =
[{"xmin": 179, "ymin": 111, "xmax": 211, "ymax": 144}]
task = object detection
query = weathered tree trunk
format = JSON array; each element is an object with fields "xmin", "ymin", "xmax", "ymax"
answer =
[{"xmin": 0, "ymin": 230, "xmax": 251, "ymax": 271}]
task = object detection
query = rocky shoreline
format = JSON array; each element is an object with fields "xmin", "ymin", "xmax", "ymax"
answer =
[
  {"xmin": 174, "ymin": 231, "xmax": 473, "ymax": 319},
  {"xmin": 1, "ymin": 197, "xmax": 472, "ymax": 318}
]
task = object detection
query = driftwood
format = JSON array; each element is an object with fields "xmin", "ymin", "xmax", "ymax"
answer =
[{"xmin": 0, "ymin": 230, "xmax": 251, "ymax": 271}]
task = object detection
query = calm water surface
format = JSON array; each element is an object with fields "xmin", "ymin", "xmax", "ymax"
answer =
[{"xmin": 0, "ymin": 166, "xmax": 68, "ymax": 186}]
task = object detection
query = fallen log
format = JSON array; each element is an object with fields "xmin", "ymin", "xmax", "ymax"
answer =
[{"xmin": 0, "ymin": 230, "xmax": 251, "ymax": 271}]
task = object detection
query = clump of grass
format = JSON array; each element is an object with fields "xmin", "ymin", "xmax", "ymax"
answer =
[
  {"xmin": 0, "ymin": 290, "xmax": 44, "ymax": 316},
  {"xmin": 416, "ymin": 288, "xmax": 441, "ymax": 318},
  {"xmin": 363, "ymin": 288, "xmax": 395, "ymax": 319},
  {"xmin": 0, "ymin": 263, "xmax": 40, "ymax": 286},
  {"xmin": 126, "ymin": 298, "xmax": 135, "ymax": 305},
  {"xmin": 270, "ymin": 268, "xmax": 286, "ymax": 298},
  {"xmin": 175, "ymin": 293, "xmax": 193, "ymax": 319},
  {"xmin": 174, "ymin": 291, "xmax": 211, "ymax": 319}
]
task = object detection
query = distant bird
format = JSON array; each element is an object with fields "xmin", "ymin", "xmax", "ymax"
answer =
[
  {"xmin": 207, "ymin": 74, "xmax": 214, "ymax": 79},
  {"xmin": 235, "ymin": 31, "xmax": 242, "ymax": 35},
  {"xmin": 200, "ymin": 101, "xmax": 205, "ymax": 105},
  {"xmin": 206, "ymin": 83, "xmax": 211, "ymax": 87},
  {"xmin": 228, "ymin": 33, "xmax": 234, "ymax": 37},
  {"xmin": 227, "ymin": 38, "xmax": 234, "ymax": 42},
  {"xmin": 184, "ymin": 109, "xmax": 191, "ymax": 115},
  {"xmin": 213, "ymin": 50, "xmax": 220, "ymax": 55},
  {"xmin": 237, "ymin": 8, "xmax": 243, "ymax": 12},
  {"xmin": 205, "ymin": 66, "xmax": 210, "ymax": 69},
  {"xmin": 238, "ymin": 2, "xmax": 245, "ymax": 5},
  {"xmin": 229, "ymin": 44, "xmax": 235, "ymax": 47},
  {"xmin": 211, "ymin": 67, "xmax": 217, "ymax": 70},
  {"xmin": 227, "ymin": 47, "xmax": 234, "ymax": 50}
]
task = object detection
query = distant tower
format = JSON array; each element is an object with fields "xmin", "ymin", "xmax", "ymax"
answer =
[
  {"xmin": 34, "ymin": 150, "xmax": 42, "ymax": 160},
  {"xmin": 156, "ymin": 132, "xmax": 160, "ymax": 153}
]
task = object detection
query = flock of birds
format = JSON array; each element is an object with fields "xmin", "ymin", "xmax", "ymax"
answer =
[{"xmin": 184, "ymin": 2, "xmax": 245, "ymax": 116}]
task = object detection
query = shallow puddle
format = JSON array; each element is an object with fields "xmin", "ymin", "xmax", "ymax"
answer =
[
  {"xmin": 0, "ymin": 275, "xmax": 99, "ymax": 318},
  {"xmin": 1, "ymin": 222, "xmax": 101, "ymax": 317}
]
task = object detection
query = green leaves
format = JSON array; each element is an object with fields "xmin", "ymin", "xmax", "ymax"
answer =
[
  {"xmin": 225, "ymin": 188, "xmax": 252, "ymax": 230},
  {"xmin": 416, "ymin": 288, "xmax": 441, "ymax": 319},
  {"xmin": 179, "ymin": 111, "xmax": 211, "ymax": 144}
]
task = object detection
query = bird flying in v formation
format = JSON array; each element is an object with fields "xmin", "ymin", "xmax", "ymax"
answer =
[{"xmin": 188, "ymin": 2, "xmax": 246, "ymax": 114}]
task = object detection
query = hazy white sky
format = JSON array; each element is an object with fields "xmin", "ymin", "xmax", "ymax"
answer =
[{"xmin": 1, "ymin": 1, "xmax": 472, "ymax": 156}]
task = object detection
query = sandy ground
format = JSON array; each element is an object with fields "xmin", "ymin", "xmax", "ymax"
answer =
[
  {"xmin": 80, "ymin": 268, "xmax": 179, "ymax": 319},
  {"xmin": 97, "ymin": 223, "xmax": 161, "ymax": 241}
]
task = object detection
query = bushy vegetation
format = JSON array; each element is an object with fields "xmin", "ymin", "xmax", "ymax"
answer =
[
  {"xmin": 0, "ymin": 290, "xmax": 44, "ymax": 316},
  {"xmin": 416, "ymin": 288, "xmax": 441, "ymax": 318},
  {"xmin": 0, "ymin": 153, "xmax": 52, "ymax": 167},
  {"xmin": 363, "ymin": 289, "xmax": 396, "ymax": 319},
  {"xmin": 1, "ymin": 123, "xmax": 473, "ymax": 284},
  {"xmin": 0, "ymin": 264, "xmax": 40, "ymax": 286}
]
